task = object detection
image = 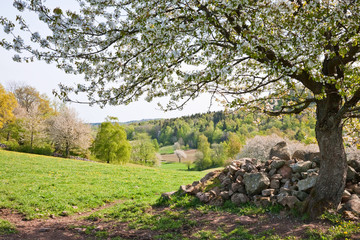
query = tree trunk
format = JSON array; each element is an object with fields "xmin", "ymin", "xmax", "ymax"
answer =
[
  {"xmin": 303, "ymin": 95, "xmax": 347, "ymax": 218},
  {"xmin": 65, "ymin": 142, "xmax": 70, "ymax": 157},
  {"xmin": 30, "ymin": 130, "xmax": 34, "ymax": 150}
]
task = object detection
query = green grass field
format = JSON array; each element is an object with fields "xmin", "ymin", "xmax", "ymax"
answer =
[
  {"xmin": 0, "ymin": 150, "xmax": 204, "ymax": 220},
  {"xmin": 158, "ymin": 145, "xmax": 175, "ymax": 155},
  {"xmin": 1, "ymin": 150, "xmax": 360, "ymax": 239}
]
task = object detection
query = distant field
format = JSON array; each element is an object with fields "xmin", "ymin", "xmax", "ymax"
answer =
[
  {"xmin": 0, "ymin": 150, "xmax": 205, "ymax": 219},
  {"xmin": 160, "ymin": 149, "xmax": 197, "ymax": 163}
]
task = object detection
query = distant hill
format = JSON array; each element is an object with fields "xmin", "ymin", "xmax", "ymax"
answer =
[{"xmin": 90, "ymin": 118, "xmax": 162, "ymax": 126}]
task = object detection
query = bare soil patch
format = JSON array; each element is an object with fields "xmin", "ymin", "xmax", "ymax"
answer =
[
  {"xmin": 160, "ymin": 149, "xmax": 197, "ymax": 163},
  {"xmin": 2, "ymin": 203, "xmax": 354, "ymax": 240}
]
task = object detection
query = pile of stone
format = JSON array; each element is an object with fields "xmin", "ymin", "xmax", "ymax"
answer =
[
  {"xmin": 176, "ymin": 141, "xmax": 360, "ymax": 216},
  {"xmin": 0, "ymin": 143, "xmax": 8, "ymax": 149},
  {"xmin": 69, "ymin": 156, "xmax": 95, "ymax": 162}
]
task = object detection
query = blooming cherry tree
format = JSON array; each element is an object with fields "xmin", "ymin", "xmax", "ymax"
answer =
[{"xmin": 1, "ymin": 0, "xmax": 360, "ymax": 217}]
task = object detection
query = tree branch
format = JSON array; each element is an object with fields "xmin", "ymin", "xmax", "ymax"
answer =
[{"xmin": 265, "ymin": 98, "xmax": 315, "ymax": 116}]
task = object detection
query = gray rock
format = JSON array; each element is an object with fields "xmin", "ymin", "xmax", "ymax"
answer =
[
  {"xmin": 344, "ymin": 194, "xmax": 360, "ymax": 214},
  {"xmin": 270, "ymin": 179, "xmax": 280, "ymax": 189},
  {"xmin": 283, "ymin": 180, "xmax": 291, "ymax": 189},
  {"xmin": 277, "ymin": 165, "xmax": 292, "ymax": 179},
  {"xmin": 278, "ymin": 196, "xmax": 300, "ymax": 208},
  {"xmin": 354, "ymin": 184, "xmax": 360, "ymax": 195},
  {"xmin": 196, "ymin": 192, "xmax": 211, "ymax": 203},
  {"xmin": 268, "ymin": 168, "xmax": 277, "ymax": 176},
  {"xmin": 291, "ymin": 172, "xmax": 301, "ymax": 182},
  {"xmin": 212, "ymin": 186, "xmax": 221, "ymax": 195},
  {"xmin": 200, "ymin": 171, "xmax": 219, "ymax": 183},
  {"xmin": 297, "ymin": 175, "xmax": 317, "ymax": 192},
  {"xmin": 292, "ymin": 150, "xmax": 306, "ymax": 160},
  {"xmin": 217, "ymin": 173, "xmax": 227, "ymax": 182},
  {"xmin": 39, "ymin": 228, "xmax": 50, "ymax": 232},
  {"xmin": 243, "ymin": 172, "xmax": 270, "ymax": 195},
  {"xmin": 228, "ymin": 165, "xmax": 239, "ymax": 175},
  {"xmin": 276, "ymin": 191, "xmax": 289, "ymax": 202},
  {"xmin": 231, "ymin": 182, "xmax": 243, "ymax": 193},
  {"xmin": 269, "ymin": 141, "xmax": 291, "ymax": 160},
  {"xmin": 290, "ymin": 161, "xmax": 312, "ymax": 173},
  {"xmin": 180, "ymin": 184, "xmax": 195, "ymax": 194},
  {"xmin": 270, "ymin": 160, "xmax": 286, "ymax": 170},
  {"xmin": 308, "ymin": 152, "xmax": 321, "ymax": 164},
  {"xmin": 347, "ymin": 166, "xmax": 359, "ymax": 181},
  {"xmin": 342, "ymin": 190, "xmax": 352, "ymax": 203},
  {"xmin": 235, "ymin": 169, "xmax": 246, "ymax": 177},
  {"xmin": 307, "ymin": 168, "xmax": 319, "ymax": 176},
  {"xmin": 292, "ymin": 190, "xmax": 309, "ymax": 201},
  {"xmin": 301, "ymin": 172, "xmax": 308, "ymax": 179},
  {"xmin": 228, "ymin": 189, "xmax": 234, "ymax": 196},
  {"xmin": 161, "ymin": 191, "xmax": 176, "ymax": 200},
  {"xmin": 192, "ymin": 181, "xmax": 200, "ymax": 186},
  {"xmin": 343, "ymin": 210, "xmax": 359, "ymax": 221},
  {"xmin": 209, "ymin": 196, "xmax": 224, "ymax": 206},
  {"xmin": 271, "ymin": 174, "xmax": 282, "ymax": 180},
  {"xmin": 256, "ymin": 197, "xmax": 271, "ymax": 207},
  {"xmin": 241, "ymin": 160, "xmax": 257, "ymax": 173},
  {"xmin": 220, "ymin": 191, "xmax": 230, "ymax": 200},
  {"xmin": 262, "ymin": 189, "xmax": 275, "ymax": 197},
  {"xmin": 221, "ymin": 177, "xmax": 232, "ymax": 189},
  {"xmin": 236, "ymin": 175, "xmax": 243, "ymax": 182},
  {"xmin": 348, "ymin": 159, "xmax": 360, "ymax": 172},
  {"xmin": 231, "ymin": 160, "xmax": 244, "ymax": 167},
  {"xmin": 231, "ymin": 193, "xmax": 249, "ymax": 205}
]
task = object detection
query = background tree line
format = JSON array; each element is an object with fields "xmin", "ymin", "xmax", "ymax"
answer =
[
  {"xmin": 123, "ymin": 109, "xmax": 317, "ymax": 149},
  {"xmin": 0, "ymin": 83, "xmax": 92, "ymax": 157},
  {"xmin": 1, "ymin": 82, "xmax": 358, "ymax": 172}
]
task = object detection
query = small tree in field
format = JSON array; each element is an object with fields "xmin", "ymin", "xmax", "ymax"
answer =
[
  {"xmin": 174, "ymin": 149, "xmax": 187, "ymax": 163},
  {"xmin": 92, "ymin": 119, "xmax": 131, "ymax": 164},
  {"xmin": 195, "ymin": 134, "xmax": 212, "ymax": 170},
  {"xmin": 3, "ymin": 0, "xmax": 360, "ymax": 217},
  {"xmin": 131, "ymin": 133, "xmax": 158, "ymax": 166},
  {"xmin": 48, "ymin": 107, "xmax": 92, "ymax": 157}
]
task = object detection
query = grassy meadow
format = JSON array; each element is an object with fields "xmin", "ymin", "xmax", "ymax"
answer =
[
  {"xmin": 2, "ymin": 149, "xmax": 360, "ymax": 239},
  {"xmin": 0, "ymin": 149, "xmax": 204, "ymax": 220}
]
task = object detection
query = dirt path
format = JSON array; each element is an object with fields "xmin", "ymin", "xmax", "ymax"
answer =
[
  {"xmin": 0, "ymin": 200, "xmax": 124, "ymax": 240},
  {"xmin": 1, "ymin": 204, "xmax": 359, "ymax": 240}
]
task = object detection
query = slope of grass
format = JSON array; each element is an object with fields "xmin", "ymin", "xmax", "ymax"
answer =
[
  {"xmin": 160, "ymin": 162, "xmax": 193, "ymax": 171},
  {"xmin": 0, "ymin": 150, "xmax": 204, "ymax": 219},
  {"xmin": 158, "ymin": 145, "xmax": 175, "ymax": 155}
]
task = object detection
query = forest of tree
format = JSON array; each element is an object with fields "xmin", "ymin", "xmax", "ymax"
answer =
[
  {"xmin": 0, "ymin": 83, "xmax": 92, "ymax": 157},
  {"xmin": 123, "ymin": 109, "xmax": 317, "ymax": 149}
]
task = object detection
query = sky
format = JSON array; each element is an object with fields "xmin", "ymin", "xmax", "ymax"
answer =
[{"xmin": 0, "ymin": 0, "xmax": 223, "ymax": 123}]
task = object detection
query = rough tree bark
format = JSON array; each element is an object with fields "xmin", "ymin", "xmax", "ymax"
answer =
[
  {"xmin": 303, "ymin": 88, "xmax": 347, "ymax": 218},
  {"xmin": 65, "ymin": 141, "xmax": 70, "ymax": 157}
]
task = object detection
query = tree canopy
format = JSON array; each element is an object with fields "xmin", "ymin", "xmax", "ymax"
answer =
[
  {"xmin": 0, "ymin": 84, "xmax": 17, "ymax": 129},
  {"xmin": 92, "ymin": 120, "xmax": 131, "ymax": 164},
  {"xmin": 2, "ymin": 0, "xmax": 360, "ymax": 217},
  {"xmin": 48, "ymin": 107, "xmax": 92, "ymax": 157}
]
